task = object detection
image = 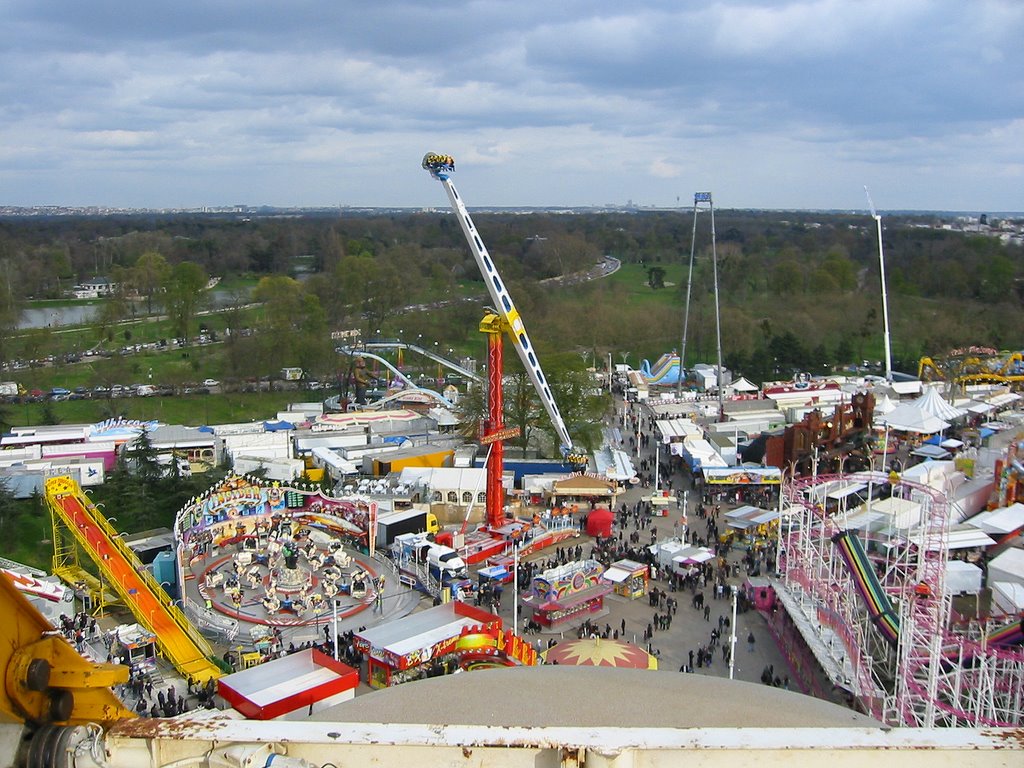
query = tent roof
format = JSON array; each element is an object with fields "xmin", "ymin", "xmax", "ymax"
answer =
[
  {"xmin": 988, "ymin": 547, "xmax": 1024, "ymax": 579},
  {"xmin": 873, "ymin": 394, "xmax": 898, "ymax": 415},
  {"xmin": 911, "ymin": 444, "xmax": 951, "ymax": 459},
  {"xmin": 992, "ymin": 581, "xmax": 1024, "ymax": 612},
  {"xmin": 968, "ymin": 503, "xmax": 1024, "ymax": 535},
  {"xmin": 939, "ymin": 525, "xmax": 997, "ymax": 551},
  {"xmin": 730, "ymin": 376, "xmax": 759, "ymax": 392},
  {"xmin": 879, "ymin": 403, "xmax": 950, "ymax": 434},
  {"xmin": 913, "ymin": 387, "xmax": 966, "ymax": 421}
]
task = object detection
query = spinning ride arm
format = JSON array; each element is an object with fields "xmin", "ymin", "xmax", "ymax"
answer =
[{"xmin": 422, "ymin": 153, "xmax": 586, "ymax": 468}]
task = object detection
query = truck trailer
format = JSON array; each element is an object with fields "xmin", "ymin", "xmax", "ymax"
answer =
[{"xmin": 375, "ymin": 508, "xmax": 439, "ymax": 550}]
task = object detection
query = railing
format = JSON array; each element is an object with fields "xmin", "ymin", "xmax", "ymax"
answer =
[{"xmin": 183, "ymin": 595, "xmax": 240, "ymax": 642}]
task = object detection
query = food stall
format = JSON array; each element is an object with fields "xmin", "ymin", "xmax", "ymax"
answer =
[
  {"xmin": 601, "ymin": 559, "xmax": 648, "ymax": 599},
  {"xmin": 671, "ymin": 546, "xmax": 716, "ymax": 576},
  {"xmin": 647, "ymin": 492, "xmax": 678, "ymax": 517},
  {"xmin": 353, "ymin": 601, "xmax": 498, "ymax": 689}
]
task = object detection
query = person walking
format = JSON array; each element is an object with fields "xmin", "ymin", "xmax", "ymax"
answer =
[{"xmin": 747, "ymin": 631, "xmax": 755, "ymax": 653}]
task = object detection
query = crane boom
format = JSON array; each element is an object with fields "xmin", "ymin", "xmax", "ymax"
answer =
[
  {"xmin": 422, "ymin": 153, "xmax": 577, "ymax": 457},
  {"xmin": 864, "ymin": 185, "xmax": 893, "ymax": 381}
]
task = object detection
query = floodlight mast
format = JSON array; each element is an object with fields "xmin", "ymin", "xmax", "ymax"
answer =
[
  {"xmin": 865, "ymin": 186, "xmax": 893, "ymax": 381},
  {"xmin": 422, "ymin": 153, "xmax": 583, "ymax": 465}
]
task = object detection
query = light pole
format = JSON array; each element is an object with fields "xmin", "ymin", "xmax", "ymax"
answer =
[
  {"xmin": 728, "ymin": 586, "xmax": 739, "ymax": 679},
  {"xmin": 512, "ymin": 541, "xmax": 521, "ymax": 634},
  {"xmin": 332, "ymin": 599, "xmax": 339, "ymax": 661},
  {"xmin": 682, "ymin": 489, "xmax": 689, "ymax": 543}
]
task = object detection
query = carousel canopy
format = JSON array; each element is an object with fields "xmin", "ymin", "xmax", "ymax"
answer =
[{"xmin": 542, "ymin": 638, "xmax": 657, "ymax": 670}]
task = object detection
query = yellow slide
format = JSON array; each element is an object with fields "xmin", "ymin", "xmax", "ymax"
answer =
[{"xmin": 45, "ymin": 477, "xmax": 220, "ymax": 684}]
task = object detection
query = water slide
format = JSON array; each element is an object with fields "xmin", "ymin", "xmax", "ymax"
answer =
[
  {"xmin": 831, "ymin": 530, "xmax": 900, "ymax": 646},
  {"xmin": 833, "ymin": 529, "xmax": 1023, "ymax": 655},
  {"xmin": 44, "ymin": 477, "xmax": 221, "ymax": 683},
  {"xmin": 639, "ymin": 352, "xmax": 682, "ymax": 386}
]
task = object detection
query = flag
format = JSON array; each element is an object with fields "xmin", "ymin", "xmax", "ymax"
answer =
[{"xmin": 694, "ymin": 192, "xmax": 712, "ymax": 203}]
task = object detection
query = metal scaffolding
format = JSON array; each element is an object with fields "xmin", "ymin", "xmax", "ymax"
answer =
[{"xmin": 778, "ymin": 471, "xmax": 1024, "ymax": 727}]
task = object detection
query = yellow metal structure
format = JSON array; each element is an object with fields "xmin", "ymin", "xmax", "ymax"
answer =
[
  {"xmin": 919, "ymin": 350, "xmax": 1024, "ymax": 386},
  {"xmin": 50, "ymin": 495, "xmax": 116, "ymax": 616},
  {"xmin": 44, "ymin": 476, "xmax": 221, "ymax": 684},
  {"xmin": 0, "ymin": 570, "xmax": 134, "ymax": 728}
]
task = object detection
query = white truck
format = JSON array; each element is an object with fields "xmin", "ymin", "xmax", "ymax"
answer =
[{"xmin": 391, "ymin": 532, "xmax": 473, "ymax": 598}]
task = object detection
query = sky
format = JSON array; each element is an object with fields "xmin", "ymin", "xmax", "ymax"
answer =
[{"xmin": 1, "ymin": 1, "xmax": 1022, "ymax": 212}]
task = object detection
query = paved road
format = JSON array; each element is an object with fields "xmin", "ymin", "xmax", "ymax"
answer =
[{"xmin": 487, "ymin": 398, "xmax": 794, "ymax": 691}]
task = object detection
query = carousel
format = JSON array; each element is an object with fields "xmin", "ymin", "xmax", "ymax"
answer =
[
  {"xmin": 180, "ymin": 474, "xmax": 385, "ymax": 628},
  {"xmin": 542, "ymin": 637, "xmax": 658, "ymax": 670}
]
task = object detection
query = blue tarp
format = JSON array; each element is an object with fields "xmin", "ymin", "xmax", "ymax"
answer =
[{"xmin": 263, "ymin": 420, "xmax": 295, "ymax": 431}]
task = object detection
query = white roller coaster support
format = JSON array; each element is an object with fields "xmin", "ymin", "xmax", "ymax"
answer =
[{"xmin": 428, "ymin": 168, "xmax": 575, "ymax": 454}]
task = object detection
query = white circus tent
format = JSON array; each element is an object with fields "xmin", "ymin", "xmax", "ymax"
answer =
[
  {"xmin": 879, "ymin": 403, "xmax": 950, "ymax": 434},
  {"xmin": 913, "ymin": 386, "xmax": 966, "ymax": 422},
  {"xmin": 874, "ymin": 393, "xmax": 898, "ymax": 415}
]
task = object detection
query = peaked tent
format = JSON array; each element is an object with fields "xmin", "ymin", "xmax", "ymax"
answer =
[
  {"xmin": 913, "ymin": 387, "xmax": 965, "ymax": 422},
  {"xmin": 874, "ymin": 394, "xmax": 898, "ymax": 415},
  {"xmin": 730, "ymin": 377, "xmax": 759, "ymax": 393},
  {"xmin": 879, "ymin": 403, "xmax": 950, "ymax": 434}
]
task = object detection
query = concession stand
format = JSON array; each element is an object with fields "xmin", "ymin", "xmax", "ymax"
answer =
[
  {"xmin": 647, "ymin": 491, "xmax": 678, "ymax": 517},
  {"xmin": 601, "ymin": 559, "xmax": 648, "ymax": 599},
  {"xmin": 354, "ymin": 601, "xmax": 498, "ymax": 689},
  {"xmin": 111, "ymin": 624, "xmax": 158, "ymax": 674}
]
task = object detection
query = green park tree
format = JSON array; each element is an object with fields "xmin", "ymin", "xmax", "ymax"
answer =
[
  {"xmin": 163, "ymin": 261, "xmax": 208, "ymax": 341},
  {"xmin": 132, "ymin": 251, "xmax": 172, "ymax": 314}
]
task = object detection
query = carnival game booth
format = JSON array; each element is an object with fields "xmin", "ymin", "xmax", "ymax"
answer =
[
  {"xmin": 722, "ymin": 505, "xmax": 779, "ymax": 549},
  {"xmin": 354, "ymin": 601, "xmax": 498, "ymax": 689},
  {"xmin": 111, "ymin": 623, "xmax": 158, "ymax": 675},
  {"xmin": 218, "ymin": 649, "xmax": 358, "ymax": 720},
  {"xmin": 547, "ymin": 474, "xmax": 619, "ymax": 510},
  {"xmin": 702, "ymin": 466, "xmax": 781, "ymax": 509},
  {"xmin": 601, "ymin": 559, "xmax": 648, "ymax": 599},
  {"xmin": 522, "ymin": 559, "xmax": 611, "ymax": 629}
]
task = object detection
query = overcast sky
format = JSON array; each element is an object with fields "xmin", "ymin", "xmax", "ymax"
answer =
[{"xmin": 2, "ymin": 1, "xmax": 1021, "ymax": 211}]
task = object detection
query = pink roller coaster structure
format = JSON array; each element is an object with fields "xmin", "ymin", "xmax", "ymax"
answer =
[{"xmin": 778, "ymin": 471, "xmax": 1024, "ymax": 727}]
